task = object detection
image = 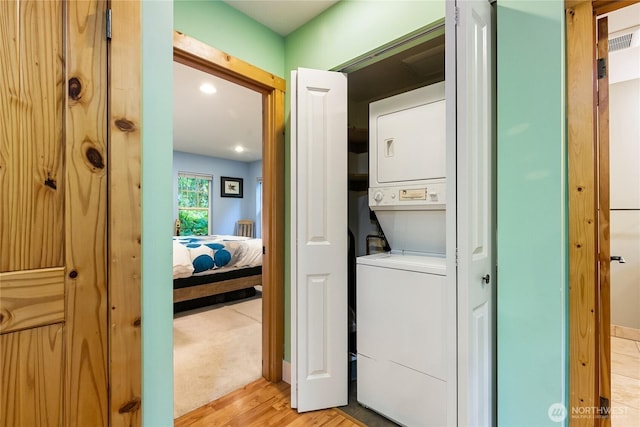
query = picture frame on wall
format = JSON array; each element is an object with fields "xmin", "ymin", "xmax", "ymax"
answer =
[{"xmin": 220, "ymin": 176, "xmax": 243, "ymax": 198}]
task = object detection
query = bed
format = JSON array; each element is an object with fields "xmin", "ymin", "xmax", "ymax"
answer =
[{"xmin": 172, "ymin": 235, "xmax": 263, "ymax": 308}]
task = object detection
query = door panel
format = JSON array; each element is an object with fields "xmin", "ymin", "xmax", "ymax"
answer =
[
  {"xmin": 291, "ymin": 68, "xmax": 348, "ymax": 412},
  {"xmin": 0, "ymin": 324, "xmax": 64, "ymax": 426},
  {"xmin": 455, "ymin": 1, "xmax": 495, "ymax": 426},
  {"xmin": 0, "ymin": 0, "xmax": 64, "ymax": 272},
  {"xmin": 0, "ymin": 1, "xmax": 109, "ymax": 426}
]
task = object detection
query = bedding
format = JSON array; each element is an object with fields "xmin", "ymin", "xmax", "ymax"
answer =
[{"xmin": 173, "ymin": 235, "xmax": 263, "ymax": 279}]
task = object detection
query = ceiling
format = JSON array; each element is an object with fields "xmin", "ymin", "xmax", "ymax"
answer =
[
  {"xmin": 173, "ymin": 62, "xmax": 262, "ymax": 162},
  {"xmin": 222, "ymin": 0, "xmax": 340, "ymax": 36}
]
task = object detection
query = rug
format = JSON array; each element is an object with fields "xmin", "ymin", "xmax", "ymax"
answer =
[{"xmin": 173, "ymin": 293, "xmax": 262, "ymax": 418}]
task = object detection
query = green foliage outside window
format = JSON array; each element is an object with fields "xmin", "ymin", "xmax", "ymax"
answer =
[{"xmin": 178, "ymin": 175, "xmax": 210, "ymax": 236}]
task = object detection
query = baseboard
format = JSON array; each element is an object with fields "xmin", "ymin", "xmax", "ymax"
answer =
[
  {"xmin": 611, "ymin": 324, "xmax": 640, "ymax": 342},
  {"xmin": 282, "ymin": 360, "xmax": 291, "ymax": 384}
]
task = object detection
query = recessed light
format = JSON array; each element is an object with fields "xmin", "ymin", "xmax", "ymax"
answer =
[
  {"xmin": 234, "ymin": 146, "xmax": 245, "ymax": 153},
  {"xmin": 199, "ymin": 83, "xmax": 216, "ymax": 94}
]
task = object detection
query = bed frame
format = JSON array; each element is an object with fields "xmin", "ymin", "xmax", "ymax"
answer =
[{"xmin": 173, "ymin": 266, "xmax": 262, "ymax": 303}]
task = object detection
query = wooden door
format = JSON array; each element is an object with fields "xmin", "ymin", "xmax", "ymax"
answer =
[
  {"xmin": 1, "ymin": 1, "xmax": 109, "ymax": 426},
  {"xmin": 290, "ymin": 67, "xmax": 348, "ymax": 412}
]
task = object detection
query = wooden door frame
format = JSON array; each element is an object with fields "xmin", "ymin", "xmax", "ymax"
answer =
[
  {"xmin": 172, "ymin": 31, "xmax": 286, "ymax": 382},
  {"xmin": 565, "ymin": 1, "xmax": 637, "ymax": 426}
]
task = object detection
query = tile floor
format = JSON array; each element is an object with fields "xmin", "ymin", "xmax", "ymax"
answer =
[{"xmin": 611, "ymin": 336, "xmax": 640, "ymax": 426}]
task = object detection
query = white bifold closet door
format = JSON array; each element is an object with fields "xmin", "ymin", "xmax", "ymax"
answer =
[{"xmin": 290, "ymin": 67, "xmax": 348, "ymax": 412}]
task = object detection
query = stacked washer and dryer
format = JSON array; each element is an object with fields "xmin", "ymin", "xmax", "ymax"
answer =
[{"xmin": 356, "ymin": 81, "xmax": 448, "ymax": 426}]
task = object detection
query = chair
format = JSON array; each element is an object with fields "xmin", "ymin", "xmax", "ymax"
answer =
[{"xmin": 235, "ymin": 219, "xmax": 255, "ymax": 238}]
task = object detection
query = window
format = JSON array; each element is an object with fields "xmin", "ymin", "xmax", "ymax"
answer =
[
  {"xmin": 256, "ymin": 177, "xmax": 263, "ymax": 238},
  {"xmin": 177, "ymin": 172, "xmax": 212, "ymax": 236}
]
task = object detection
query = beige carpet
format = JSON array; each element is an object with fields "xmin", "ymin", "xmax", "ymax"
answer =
[{"xmin": 173, "ymin": 293, "xmax": 262, "ymax": 418}]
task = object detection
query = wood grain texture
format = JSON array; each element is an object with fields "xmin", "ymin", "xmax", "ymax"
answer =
[
  {"xmin": 0, "ymin": 324, "xmax": 64, "ymax": 427},
  {"xmin": 173, "ymin": 275, "xmax": 262, "ymax": 303},
  {"xmin": 174, "ymin": 378, "xmax": 364, "ymax": 427},
  {"xmin": 173, "ymin": 31, "xmax": 286, "ymax": 92},
  {"xmin": 108, "ymin": 2, "xmax": 142, "ymax": 426},
  {"xmin": 262, "ymin": 87, "xmax": 286, "ymax": 382},
  {"xmin": 0, "ymin": 267, "xmax": 64, "ymax": 334},
  {"xmin": 64, "ymin": 1, "xmax": 108, "ymax": 426},
  {"xmin": 0, "ymin": 0, "xmax": 65, "ymax": 272},
  {"xmin": 174, "ymin": 31, "xmax": 286, "ymax": 383},
  {"xmin": 566, "ymin": 3, "xmax": 599, "ymax": 426},
  {"xmin": 593, "ymin": 0, "xmax": 640, "ymax": 15},
  {"xmin": 597, "ymin": 16, "xmax": 611, "ymax": 427}
]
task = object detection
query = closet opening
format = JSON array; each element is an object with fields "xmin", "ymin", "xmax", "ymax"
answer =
[{"xmin": 336, "ymin": 24, "xmax": 446, "ymax": 425}]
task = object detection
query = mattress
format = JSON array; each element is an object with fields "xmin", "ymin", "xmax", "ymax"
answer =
[{"xmin": 173, "ymin": 235, "xmax": 263, "ymax": 279}]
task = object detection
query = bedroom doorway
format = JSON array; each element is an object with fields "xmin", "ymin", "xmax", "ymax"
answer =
[{"xmin": 172, "ymin": 32, "xmax": 285, "ymax": 418}]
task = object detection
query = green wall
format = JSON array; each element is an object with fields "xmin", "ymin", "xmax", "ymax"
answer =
[
  {"xmin": 174, "ymin": 0, "xmax": 285, "ymax": 77},
  {"xmin": 142, "ymin": 1, "xmax": 174, "ymax": 426},
  {"xmin": 496, "ymin": 1, "xmax": 567, "ymax": 425}
]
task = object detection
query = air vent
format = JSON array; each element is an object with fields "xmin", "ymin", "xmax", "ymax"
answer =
[{"xmin": 609, "ymin": 33, "xmax": 633, "ymax": 52}]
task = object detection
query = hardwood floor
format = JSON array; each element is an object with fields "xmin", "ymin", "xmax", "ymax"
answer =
[{"xmin": 174, "ymin": 378, "xmax": 365, "ymax": 427}]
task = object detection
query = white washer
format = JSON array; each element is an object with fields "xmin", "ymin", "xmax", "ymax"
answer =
[{"xmin": 356, "ymin": 253, "xmax": 447, "ymax": 426}]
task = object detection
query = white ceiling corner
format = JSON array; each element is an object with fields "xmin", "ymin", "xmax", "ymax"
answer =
[{"xmin": 222, "ymin": 0, "xmax": 340, "ymax": 36}]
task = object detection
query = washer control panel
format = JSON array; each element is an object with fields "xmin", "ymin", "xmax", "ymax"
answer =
[{"xmin": 369, "ymin": 182, "xmax": 446, "ymax": 210}]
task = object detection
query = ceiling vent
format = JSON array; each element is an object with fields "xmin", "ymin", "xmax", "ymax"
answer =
[
  {"xmin": 608, "ymin": 26, "xmax": 640, "ymax": 52},
  {"xmin": 609, "ymin": 33, "xmax": 632, "ymax": 52}
]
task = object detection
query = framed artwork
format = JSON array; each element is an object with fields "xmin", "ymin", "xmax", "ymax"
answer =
[{"xmin": 220, "ymin": 176, "xmax": 243, "ymax": 198}]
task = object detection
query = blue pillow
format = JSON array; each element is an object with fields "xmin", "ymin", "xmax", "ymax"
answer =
[
  {"xmin": 192, "ymin": 254, "xmax": 215, "ymax": 273},
  {"xmin": 213, "ymin": 249, "xmax": 232, "ymax": 267},
  {"xmin": 205, "ymin": 243, "xmax": 225, "ymax": 250}
]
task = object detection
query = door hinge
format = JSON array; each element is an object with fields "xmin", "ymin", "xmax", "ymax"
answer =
[
  {"xmin": 455, "ymin": 248, "xmax": 459, "ymax": 266},
  {"xmin": 599, "ymin": 396, "xmax": 610, "ymax": 418},
  {"xmin": 597, "ymin": 58, "xmax": 607, "ymax": 79},
  {"xmin": 455, "ymin": 6, "xmax": 460, "ymax": 26},
  {"xmin": 106, "ymin": 9, "xmax": 112, "ymax": 40},
  {"xmin": 262, "ymin": 246, "xmax": 266, "ymax": 255}
]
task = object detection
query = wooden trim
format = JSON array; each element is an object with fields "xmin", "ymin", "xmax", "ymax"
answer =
[
  {"xmin": 173, "ymin": 275, "xmax": 262, "ymax": 303},
  {"xmin": 173, "ymin": 31, "xmax": 285, "ymax": 383},
  {"xmin": 173, "ymin": 31, "xmax": 286, "ymax": 92},
  {"xmin": 593, "ymin": 0, "xmax": 639, "ymax": 14},
  {"xmin": 65, "ymin": 1, "xmax": 109, "ymax": 425},
  {"xmin": 263, "ymin": 86, "xmax": 286, "ymax": 381},
  {"xmin": 596, "ymin": 16, "xmax": 611, "ymax": 427},
  {"xmin": 566, "ymin": 2, "xmax": 599, "ymax": 426},
  {"xmin": 0, "ymin": 268, "xmax": 65, "ymax": 334},
  {"xmin": 109, "ymin": 1, "xmax": 142, "ymax": 426}
]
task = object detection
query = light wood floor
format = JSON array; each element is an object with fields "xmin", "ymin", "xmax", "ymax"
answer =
[
  {"xmin": 174, "ymin": 378, "xmax": 365, "ymax": 427},
  {"xmin": 175, "ymin": 336, "xmax": 639, "ymax": 426},
  {"xmin": 611, "ymin": 336, "xmax": 640, "ymax": 426}
]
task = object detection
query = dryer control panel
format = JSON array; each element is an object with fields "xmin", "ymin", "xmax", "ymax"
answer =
[{"xmin": 369, "ymin": 182, "xmax": 446, "ymax": 210}]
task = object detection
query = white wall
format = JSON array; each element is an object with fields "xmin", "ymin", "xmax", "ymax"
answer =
[
  {"xmin": 610, "ymin": 78, "xmax": 640, "ymax": 329},
  {"xmin": 172, "ymin": 151, "xmax": 261, "ymax": 235}
]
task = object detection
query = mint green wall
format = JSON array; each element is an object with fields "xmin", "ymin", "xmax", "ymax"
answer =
[
  {"xmin": 142, "ymin": 1, "xmax": 174, "ymax": 426},
  {"xmin": 283, "ymin": 0, "xmax": 445, "ymax": 363},
  {"xmin": 284, "ymin": 0, "xmax": 445, "ymax": 72},
  {"xmin": 496, "ymin": 1, "xmax": 567, "ymax": 426},
  {"xmin": 174, "ymin": 0, "xmax": 285, "ymax": 77}
]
